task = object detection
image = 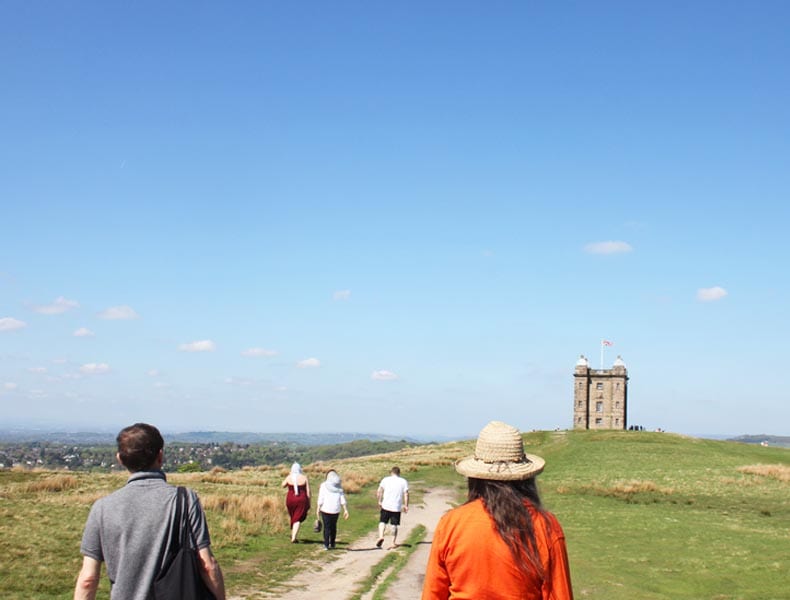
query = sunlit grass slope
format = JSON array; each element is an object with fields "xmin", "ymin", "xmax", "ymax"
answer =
[
  {"xmin": 0, "ymin": 431, "xmax": 787, "ymax": 599},
  {"xmin": 532, "ymin": 430, "xmax": 789, "ymax": 600}
]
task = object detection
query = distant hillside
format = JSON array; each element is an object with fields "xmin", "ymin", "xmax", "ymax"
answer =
[
  {"xmin": 0, "ymin": 429, "xmax": 423, "ymax": 445},
  {"xmin": 167, "ymin": 431, "xmax": 423, "ymax": 445},
  {"xmin": 727, "ymin": 434, "xmax": 790, "ymax": 448}
]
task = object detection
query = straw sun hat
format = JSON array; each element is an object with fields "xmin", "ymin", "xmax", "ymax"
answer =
[{"xmin": 455, "ymin": 421, "xmax": 545, "ymax": 481}]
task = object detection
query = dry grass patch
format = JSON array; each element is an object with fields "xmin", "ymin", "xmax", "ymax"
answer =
[
  {"xmin": 22, "ymin": 474, "xmax": 80, "ymax": 493},
  {"xmin": 201, "ymin": 493, "xmax": 287, "ymax": 530},
  {"xmin": 242, "ymin": 464, "xmax": 278, "ymax": 473},
  {"xmin": 737, "ymin": 464, "xmax": 790, "ymax": 482},
  {"xmin": 570, "ymin": 479, "xmax": 678, "ymax": 503},
  {"xmin": 200, "ymin": 471, "xmax": 270, "ymax": 487},
  {"xmin": 611, "ymin": 480, "xmax": 676, "ymax": 495},
  {"xmin": 341, "ymin": 471, "xmax": 375, "ymax": 493}
]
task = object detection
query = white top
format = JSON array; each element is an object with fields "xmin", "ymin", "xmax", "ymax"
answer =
[
  {"xmin": 317, "ymin": 482, "xmax": 347, "ymax": 514},
  {"xmin": 378, "ymin": 474, "xmax": 409, "ymax": 512}
]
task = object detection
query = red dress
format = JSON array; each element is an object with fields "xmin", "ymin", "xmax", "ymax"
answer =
[{"xmin": 286, "ymin": 484, "xmax": 310, "ymax": 525}]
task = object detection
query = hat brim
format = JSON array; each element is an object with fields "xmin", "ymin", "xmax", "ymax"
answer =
[{"xmin": 455, "ymin": 452, "xmax": 545, "ymax": 481}]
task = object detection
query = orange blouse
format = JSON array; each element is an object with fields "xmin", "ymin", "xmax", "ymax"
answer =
[{"xmin": 422, "ymin": 498, "xmax": 573, "ymax": 600}]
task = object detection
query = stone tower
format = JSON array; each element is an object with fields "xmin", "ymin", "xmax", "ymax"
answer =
[{"xmin": 573, "ymin": 355, "xmax": 628, "ymax": 430}]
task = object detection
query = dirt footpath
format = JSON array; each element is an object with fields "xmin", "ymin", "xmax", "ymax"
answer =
[{"xmin": 239, "ymin": 487, "xmax": 454, "ymax": 600}]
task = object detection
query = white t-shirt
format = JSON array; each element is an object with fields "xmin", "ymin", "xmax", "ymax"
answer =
[{"xmin": 378, "ymin": 474, "xmax": 409, "ymax": 512}]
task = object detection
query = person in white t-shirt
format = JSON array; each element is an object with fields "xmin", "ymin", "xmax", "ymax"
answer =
[{"xmin": 375, "ymin": 466, "xmax": 409, "ymax": 548}]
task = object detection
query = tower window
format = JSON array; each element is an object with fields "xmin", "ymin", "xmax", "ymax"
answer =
[
  {"xmin": 595, "ymin": 417, "xmax": 603, "ymax": 425},
  {"xmin": 595, "ymin": 401, "xmax": 603, "ymax": 413},
  {"xmin": 596, "ymin": 383, "xmax": 604, "ymax": 390}
]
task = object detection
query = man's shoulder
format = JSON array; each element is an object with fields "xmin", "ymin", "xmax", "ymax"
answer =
[
  {"xmin": 91, "ymin": 482, "xmax": 131, "ymax": 506},
  {"xmin": 381, "ymin": 474, "xmax": 407, "ymax": 488}
]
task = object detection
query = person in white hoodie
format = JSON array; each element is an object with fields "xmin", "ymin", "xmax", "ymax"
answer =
[{"xmin": 316, "ymin": 470, "xmax": 349, "ymax": 550}]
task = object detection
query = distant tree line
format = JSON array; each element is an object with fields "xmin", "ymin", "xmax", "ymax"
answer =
[{"xmin": 0, "ymin": 439, "xmax": 419, "ymax": 471}]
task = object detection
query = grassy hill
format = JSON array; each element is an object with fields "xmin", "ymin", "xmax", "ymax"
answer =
[
  {"xmin": 534, "ymin": 430, "xmax": 789, "ymax": 599},
  {"xmin": 1, "ymin": 430, "xmax": 787, "ymax": 599}
]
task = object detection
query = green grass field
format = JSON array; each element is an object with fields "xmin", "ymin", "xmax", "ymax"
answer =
[{"xmin": 1, "ymin": 431, "xmax": 787, "ymax": 599}]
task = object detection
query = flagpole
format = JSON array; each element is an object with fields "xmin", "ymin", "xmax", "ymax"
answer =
[{"xmin": 600, "ymin": 340, "xmax": 604, "ymax": 369}]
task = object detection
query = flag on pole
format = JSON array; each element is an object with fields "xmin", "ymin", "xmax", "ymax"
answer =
[{"xmin": 602, "ymin": 340, "xmax": 613, "ymax": 346}]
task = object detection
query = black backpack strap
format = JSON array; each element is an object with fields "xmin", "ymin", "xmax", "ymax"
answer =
[{"xmin": 177, "ymin": 486, "xmax": 190, "ymax": 549}]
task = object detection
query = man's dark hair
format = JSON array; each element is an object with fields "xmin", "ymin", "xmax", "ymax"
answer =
[
  {"xmin": 117, "ymin": 423, "xmax": 164, "ymax": 472},
  {"xmin": 391, "ymin": 466, "xmax": 400, "ymax": 476}
]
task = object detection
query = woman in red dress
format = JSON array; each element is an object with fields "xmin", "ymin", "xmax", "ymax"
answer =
[{"xmin": 282, "ymin": 462, "xmax": 311, "ymax": 542}]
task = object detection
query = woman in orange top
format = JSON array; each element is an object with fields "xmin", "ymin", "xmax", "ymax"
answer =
[{"xmin": 422, "ymin": 421, "xmax": 574, "ymax": 600}]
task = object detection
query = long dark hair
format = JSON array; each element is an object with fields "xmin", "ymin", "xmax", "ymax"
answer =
[{"xmin": 467, "ymin": 477, "xmax": 546, "ymax": 579}]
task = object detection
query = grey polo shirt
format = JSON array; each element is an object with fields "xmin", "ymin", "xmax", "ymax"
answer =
[{"xmin": 80, "ymin": 470, "xmax": 211, "ymax": 600}]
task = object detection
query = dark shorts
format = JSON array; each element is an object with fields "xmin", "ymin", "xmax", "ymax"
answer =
[{"xmin": 379, "ymin": 509, "xmax": 401, "ymax": 526}]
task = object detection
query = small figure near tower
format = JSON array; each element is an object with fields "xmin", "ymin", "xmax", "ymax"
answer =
[{"xmin": 573, "ymin": 354, "xmax": 628, "ymax": 430}]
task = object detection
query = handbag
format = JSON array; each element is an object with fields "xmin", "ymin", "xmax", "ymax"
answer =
[{"xmin": 153, "ymin": 486, "xmax": 216, "ymax": 600}]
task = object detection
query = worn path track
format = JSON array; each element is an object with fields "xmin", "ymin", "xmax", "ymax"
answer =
[{"xmin": 230, "ymin": 487, "xmax": 454, "ymax": 600}]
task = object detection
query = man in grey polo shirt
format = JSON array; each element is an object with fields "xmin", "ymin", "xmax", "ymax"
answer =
[{"xmin": 74, "ymin": 423, "xmax": 225, "ymax": 600}]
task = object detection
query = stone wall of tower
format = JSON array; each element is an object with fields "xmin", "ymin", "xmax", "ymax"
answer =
[
  {"xmin": 573, "ymin": 364, "xmax": 591, "ymax": 429},
  {"xmin": 573, "ymin": 358, "xmax": 628, "ymax": 430}
]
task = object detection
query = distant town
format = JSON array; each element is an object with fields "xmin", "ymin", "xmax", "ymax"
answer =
[{"xmin": 0, "ymin": 433, "xmax": 420, "ymax": 471}]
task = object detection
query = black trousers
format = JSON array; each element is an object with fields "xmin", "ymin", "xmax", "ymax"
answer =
[{"xmin": 320, "ymin": 511, "xmax": 340, "ymax": 547}]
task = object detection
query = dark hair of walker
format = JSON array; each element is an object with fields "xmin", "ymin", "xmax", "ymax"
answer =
[{"xmin": 467, "ymin": 477, "xmax": 548, "ymax": 580}]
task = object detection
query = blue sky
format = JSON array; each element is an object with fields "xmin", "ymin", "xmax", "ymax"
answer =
[{"xmin": 1, "ymin": 2, "xmax": 788, "ymax": 438}]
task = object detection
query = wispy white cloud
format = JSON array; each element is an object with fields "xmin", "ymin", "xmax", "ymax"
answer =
[
  {"xmin": 584, "ymin": 241, "xmax": 633, "ymax": 255},
  {"xmin": 333, "ymin": 290, "xmax": 352, "ymax": 301},
  {"xmin": 27, "ymin": 366, "xmax": 47, "ymax": 374},
  {"xmin": 73, "ymin": 327, "xmax": 95, "ymax": 337},
  {"xmin": 98, "ymin": 305, "xmax": 139, "ymax": 320},
  {"xmin": 33, "ymin": 296, "xmax": 79, "ymax": 315},
  {"xmin": 697, "ymin": 286, "xmax": 728, "ymax": 302},
  {"xmin": 371, "ymin": 369, "xmax": 399, "ymax": 381},
  {"xmin": 225, "ymin": 376, "xmax": 253, "ymax": 386},
  {"xmin": 148, "ymin": 369, "xmax": 161, "ymax": 377},
  {"xmin": 241, "ymin": 347, "xmax": 278, "ymax": 357},
  {"xmin": 3, "ymin": 382, "xmax": 18, "ymax": 390},
  {"xmin": 179, "ymin": 340, "xmax": 216, "ymax": 352},
  {"xmin": 0, "ymin": 317, "xmax": 27, "ymax": 331},
  {"xmin": 80, "ymin": 363, "xmax": 111, "ymax": 375},
  {"xmin": 153, "ymin": 381, "xmax": 170, "ymax": 389},
  {"xmin": 297, "ymin": 357, "xmax": 321, "ymax": 368},
  {"xmin": 52, "ymin": 358, "xmax": 68, "ymax": 364}
]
